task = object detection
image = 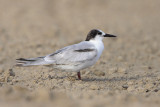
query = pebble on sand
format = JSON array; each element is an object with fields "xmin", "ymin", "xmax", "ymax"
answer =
[
  {"xmin": 4, "ymin": 69, "xmax": 15, "ymax": 77},
  {"xmin": 90, "ymin": 85, "xmax": 100, "ymax": 90},
  {"xmin": 93, "ymin": 71, "xmax": 105, "ymax": 76},
  {"xmin": 117, "ymin": 67, "xmax": 127, "ymax": 73},
  {"xmin": 0, "ymin": 76, "xmax": 5, "ymax": 82},
  {"xmin": 122, "ymin": 85, "xmax": 128, "ymax": 90}
]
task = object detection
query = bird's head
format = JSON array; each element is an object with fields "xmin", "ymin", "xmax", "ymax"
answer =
[{"xmin": 85, "ymin": 29, "xmax": 116, "ymax": 41}]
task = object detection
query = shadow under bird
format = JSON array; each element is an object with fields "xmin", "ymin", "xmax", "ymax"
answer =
[{"xmin": 16, "ymin": 29, "xmax": 116, "ymax": 80}]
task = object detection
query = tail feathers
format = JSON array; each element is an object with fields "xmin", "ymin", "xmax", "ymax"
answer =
[{"xmin": 16, "ymin": 57, "xmax": 47, "ymax": 66}]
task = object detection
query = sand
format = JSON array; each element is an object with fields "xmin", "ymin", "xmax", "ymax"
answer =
[{"xmin": 0, "ymin": 0, "xmax": 160, "ymax": 107}]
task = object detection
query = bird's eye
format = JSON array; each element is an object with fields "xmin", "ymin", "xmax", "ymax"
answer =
[{"xmin": 98, "ymin": 32, "xmax": 102, "ymax": 35}]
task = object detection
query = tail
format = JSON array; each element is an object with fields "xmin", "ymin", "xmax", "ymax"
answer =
[{"xmin": 16, "ymin": 57, "xmax": 48, "ymax": 67}]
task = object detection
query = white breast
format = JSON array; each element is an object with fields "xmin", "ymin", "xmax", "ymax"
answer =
[{"xmin": 90, "ymin": 39, "xmax": 104, "ymax": 60}]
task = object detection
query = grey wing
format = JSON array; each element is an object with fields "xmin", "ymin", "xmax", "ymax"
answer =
[{"xmin": 44, "ymin": 41, "xmax": 97, "ymax": 64}]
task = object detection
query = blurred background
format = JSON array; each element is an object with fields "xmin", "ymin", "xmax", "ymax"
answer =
[{"xmin": 0, "ymin": 0, "xmax": 160, "ymax": 107}]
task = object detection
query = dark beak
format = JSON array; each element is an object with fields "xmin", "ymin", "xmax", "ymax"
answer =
[{"xmin": 104, "ymin": 33, "xmax": 117, "ymax": 37}]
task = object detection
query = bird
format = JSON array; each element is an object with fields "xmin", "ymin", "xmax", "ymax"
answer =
[{"xmin": 16, "ymin": 29, "xmax": 116, "ymax": 80}]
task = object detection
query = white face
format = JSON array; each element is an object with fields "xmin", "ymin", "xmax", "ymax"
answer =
[{"xmin": 94, "ymin": 30, "xmax": 106, "ymax": 40}]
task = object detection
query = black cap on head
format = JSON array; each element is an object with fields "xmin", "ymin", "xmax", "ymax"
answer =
[{"xmin": 85, "ymin": 29, "xmax": 102, "ymax": 41}]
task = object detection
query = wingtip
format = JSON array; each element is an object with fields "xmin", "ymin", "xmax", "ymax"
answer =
[
  {"xmin": 15, "ymin": 58, "xmax": 26, "ymax": 66},
  {"xmin": 16, "ymin": 58, "xmax": 36, "ymax": 62},
  {"xmin": 16, "ymin": 58, "xmax": 26, "ymax": 61}
]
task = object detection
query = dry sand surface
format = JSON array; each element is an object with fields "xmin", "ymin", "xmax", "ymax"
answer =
[{"xmin": 0, "ymin": 0, "xmax": 160, "ymax": 107}]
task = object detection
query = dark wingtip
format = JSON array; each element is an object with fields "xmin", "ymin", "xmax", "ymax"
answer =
[
  {"xmin": 16, "ymin": 58, "xmax": 24, "ymax": 60},
  {"xmin": 16, "ymin": 58, "xmax": 35, "ymax": 61},
  {"xmin": 16, "ymin": 58, "xmax": 27, "ymax": 60},
  {"xmin": 15, "ymin": 58, "xmax": 27, "ymax": 67}
]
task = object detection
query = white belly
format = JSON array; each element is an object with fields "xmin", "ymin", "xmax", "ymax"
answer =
[{"xmin": 53, "ymin": 57, "xmax": 97, "ymax": 72}]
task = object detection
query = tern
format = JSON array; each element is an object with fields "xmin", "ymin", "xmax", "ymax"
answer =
[{"xmin": 16, "ymin": 29, "xmax": 116, "ymax": 80}]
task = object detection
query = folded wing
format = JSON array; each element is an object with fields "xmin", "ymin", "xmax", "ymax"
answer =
[{"xmin": 44, "ymin": 41, "xmax": 97, "ymax": 65}]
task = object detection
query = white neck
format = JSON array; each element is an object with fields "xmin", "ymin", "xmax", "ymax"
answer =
[{"xmin": 89, "ymin": 38, "xmax": 104, "ymax": 59}]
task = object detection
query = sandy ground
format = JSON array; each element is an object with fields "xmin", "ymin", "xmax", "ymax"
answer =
[{"xmin": 0, "ymin": 0, "xmax": 160, "ymax": 107}]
